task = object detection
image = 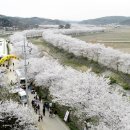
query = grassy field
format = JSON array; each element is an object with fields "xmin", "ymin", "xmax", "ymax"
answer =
[{"xmin": 74, "ymin": 26, "xmax": 130, "ymax": 53}]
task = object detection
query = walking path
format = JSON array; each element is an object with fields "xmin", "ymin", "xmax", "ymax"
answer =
[
  {"xmin": 6, "ymin": 43, "xmax": 70, "ymax": 130},
  {"xmin": 29, "ymin": 91, "xmax": 70, "ymax": 130}
]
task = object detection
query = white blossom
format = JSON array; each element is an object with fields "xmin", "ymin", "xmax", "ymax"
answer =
[
  {"xmin": 9, "ymin": 29, "xmax": 130, "ymax": 129},
  {"xmin": 0, "ymin": 101, "xmax": 38, "ymax": 130}
]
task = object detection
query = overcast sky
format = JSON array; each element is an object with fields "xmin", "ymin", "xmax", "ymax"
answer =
[{"xmin": 0, "ymin": 0, "xmax": 130, "ymax": 21}]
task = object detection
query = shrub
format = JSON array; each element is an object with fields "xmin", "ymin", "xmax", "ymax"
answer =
[
  {"xmin": 123, "ymin": 84, "xmax": 130, "ymax": 90},
  {"xmin": 109, "ymin": 77, "xmax": 117, "ymax": 84}
]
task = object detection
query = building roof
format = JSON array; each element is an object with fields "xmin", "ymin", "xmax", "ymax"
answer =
[{"xmin": 0, "ymin": 38, "xmax": 8, "ymax": 57}]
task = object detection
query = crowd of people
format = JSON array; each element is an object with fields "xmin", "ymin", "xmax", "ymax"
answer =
[{"xmin": 31, "ymin": 91, "xmax": 57, "ymax": 122}]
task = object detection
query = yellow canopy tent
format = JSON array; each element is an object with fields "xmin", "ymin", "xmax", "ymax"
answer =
[{"xmin": 0, "ymin": 55, "xmax": 18, "ymax": 65}]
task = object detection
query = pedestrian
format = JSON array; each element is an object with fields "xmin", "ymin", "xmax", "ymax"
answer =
[
  {"xmin": 37, "ymin": 104, "xmax": 40, "ymax": 114},
  {"xmin": 13, "ymin": 62, "xmax": 14, "ymax": 66},
  {"xmin": 39, "ymin": 96, "xmax": 41, "ymax": 101},
  {"xmin": 37, "ymin": 104, "xmax": 40, "ymax": 110},
  {"xmin": 49, "ymin": 102, "xmax": 52, "ymax": 111},
  {"xmin": 43, "ymin": 102, "xmax": 46, "ymax": 109},
  {"xmin": 46, "ymin": 102, "xmax": 49, "ymax": 111},
  {"xmin": 31, "ymin": 89, "xmax": 35, "ymax": 94},
  {"xmin": 31, "ymin": 100, "xmax": 34, "ymax": 107},
  {"xmin": 34, "ymin": 103, "xmax": 37, "ymax": 110},
  {"xmin": 54, "ymin": 110, "xmax": 57, "ymax": 115},
  {"xmin": 40, "ymin": 115, "xmax": 43, "ymax": 121},
  {"xmin": 36, "ymin": 95, "xmax": 38, "ymax": 100},
  {"xmin": 43, "ymin": 107, "xmax": 45, "ymax": 116},
  {"xmin": 49, "ymin": 109, "xmax": 53, "ymax": 118},
  {"xmin": 38, "ymin": 115, "xmax": 41, "ymax": 122},
  {"xmin": 35, "ymin": 107, "xmax": 37, "ymax": 114}
]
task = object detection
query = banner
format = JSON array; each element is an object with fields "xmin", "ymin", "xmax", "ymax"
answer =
[{"xmin": 64, "ymin": 110, "xmax": 69, "ymax": 122}]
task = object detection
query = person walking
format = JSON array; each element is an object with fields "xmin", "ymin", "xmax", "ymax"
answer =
[
  {"xmin": 49, "ymin": 102, "xmax": 52, "ymax": 111},
  {"xmin": 49, "ymin": 108, "xmax": 53, "ymax": 118},
  {"xmin": 39, "ymin": 96, "xmax": 41, "ymax": 102},
  {"xmin": 43, "ymin": 107, "xmax": 45, "ymax": 116},
  {"xmin": 46, "ymin": 102, "xmax": 49, "ymax": 111},
  {"xmin": 35, "ymin": 107, "xmax": 37, "ymax": 114},
  {"xmin": 36, "ymin": 95, "xmax": 38, "ymax": 100},
  {"xmin": 31, "ymin": 100, "xmax": 34, "ymax": 107},
  {"xmin": 38, "ymin": 115, "xmax": 41, "ymax": 122},
  {"xmin": 37, "ymin": 104, "xmax": 40, "ymax": 114},
  {"xmin": 40, "ymin": 115, "xmax": 43, "ymax": 121},
  {"xmin": 10, "ymin": 80, "xmax": 13, "ymax": 85}
]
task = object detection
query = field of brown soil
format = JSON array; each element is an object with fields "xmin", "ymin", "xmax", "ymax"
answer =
[{"xmin": 75, "ymin": 26, "xmax": 130, "ymax": 53}]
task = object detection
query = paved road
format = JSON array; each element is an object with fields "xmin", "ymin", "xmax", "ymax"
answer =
[
  {"xmin": 6, "ymin": 43, "xmax": 70, "ymax": 130},
  {"xmin": 29, "ymin": 91, "xmax": 70, "ymax": 130}
]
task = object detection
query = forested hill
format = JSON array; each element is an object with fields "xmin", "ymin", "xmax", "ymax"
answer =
[
  {"xmin": 79, "ymin": 16, "xmax": 130, "ymax": 25},
  {"xmin": 1, "ymin": 15, "xmax": 130, "ymax": 28},
  {"xmin": 0, "ymin": 15, "xmax": 66, "ymax": 29}
]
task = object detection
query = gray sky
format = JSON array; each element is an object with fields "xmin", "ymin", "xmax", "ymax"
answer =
[{"xmin": 0, "ymin": 0, "xmax": 130, "ymax": 21}]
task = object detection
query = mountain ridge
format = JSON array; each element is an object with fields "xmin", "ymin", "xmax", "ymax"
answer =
[
  {"xmin": 79, "ymin": 16, "xmax": 130, "ymax": 25},
  {"xmin": 0, "ymin": 14, "xmax": 67, "ymax": 29}
]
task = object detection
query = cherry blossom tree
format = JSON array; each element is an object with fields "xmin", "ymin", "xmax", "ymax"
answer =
[
  {"xmin": 19, "ymin": 54, "xmax": 130, "ymax": 130},
  {"xmin": 0, "ymin": 101, "xmax": 38, "ymax": 130},
  {"xmin": 42, "ymin": 29, "xmax": 130, "ymax": 74},
  {"xmin": 9, "ymin": 29, "xmax": 130, "ymax": 129}
]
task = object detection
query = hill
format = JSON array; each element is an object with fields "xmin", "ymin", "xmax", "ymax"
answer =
[
  {"xmin": 0, "ymin": 15, "xmax": 66, "ymax": 29},
  {"xmin": 79, "ymin": 16, "xmax": 130, "ymax": 25},
  {"xmin": 120, "ymin": 19, "xmax": 130, "ymax": 25}
]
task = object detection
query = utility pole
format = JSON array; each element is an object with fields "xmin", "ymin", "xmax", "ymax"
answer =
[{"xmin": 23, "ymin": 36, "xmax": 29, "ymax": 106}]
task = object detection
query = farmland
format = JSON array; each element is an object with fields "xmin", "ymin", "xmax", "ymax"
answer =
[
  {"xmin": 74, "ymin": 26, "xmax": 130, "ymax": 53},
  {"xmin": 5, "ymin": 27, "xmax": 130, "ymax": 130}
]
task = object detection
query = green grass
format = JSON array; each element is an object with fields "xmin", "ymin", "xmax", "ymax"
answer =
[
  {"xmin": 109, "ymin": 77, "xmax": 117, "ymax": 84},
  {"xmin": 109, "ymin": 72, "xmax": 130, "ymax": 90}
]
